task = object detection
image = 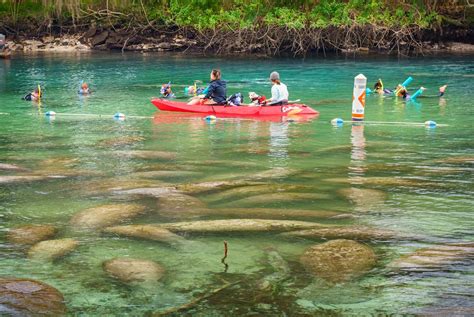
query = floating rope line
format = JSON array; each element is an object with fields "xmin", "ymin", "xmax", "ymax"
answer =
[
  {"xmin": 331, "ymin": 118, "xmax": 446, "ymax": 127},
  {"xmin": 39, "ymin": 111, "xmax": 154, "ymax": 120}
]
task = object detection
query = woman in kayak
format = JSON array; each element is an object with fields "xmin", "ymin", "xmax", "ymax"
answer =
[
  {"xmin": 265, "ymin": 71, "xmax": 288, "ymax": 105},
  {"xmin": 188, "ymin": 69, "xmax": 227, "ymax": 105}
]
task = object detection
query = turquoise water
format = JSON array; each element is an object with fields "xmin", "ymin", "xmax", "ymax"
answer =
[{"xmin": 0, "ymin": 52, "xmax": 473, "ymax": 315}]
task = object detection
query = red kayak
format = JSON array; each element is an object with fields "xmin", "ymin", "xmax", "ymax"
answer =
[{"xmin": 151, "ymin": 98, "xmax": 319, "ymax": 117}]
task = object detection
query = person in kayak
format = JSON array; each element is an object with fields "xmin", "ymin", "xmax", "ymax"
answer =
[
  {"xmin": 160, "ymin": 82, "xmax": 175, "ymax": 98},
  {"xmin": 188, "ymin": 69, "xmax": 226, "ymax": 105},
  {"xmin": 265, "ymin": 71, "xmax": 288, "ymax": 106}
]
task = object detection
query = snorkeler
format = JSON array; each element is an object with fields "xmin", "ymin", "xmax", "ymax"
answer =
[
  {"xmin": 78, "ymin": 82, "xmax": 91, "ymax": 95},
  {"xmin": 373, "ymin": 79, "xmax": 384, "ymax": 94},
  {"xmin": 160, "ymin": 82, "xmax": 175, "ymax": 99},
  {"xmin": 439, "ymin": 85, "xmax": 447, "ymax": 97},
  {"xmin": 22, "ymin": 86, "xmax": 41, "ymax": 101}
]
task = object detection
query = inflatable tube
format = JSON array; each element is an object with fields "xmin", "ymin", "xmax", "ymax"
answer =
[
  {"xmin": 401, "ymin": 77, "xmax": 413, "ymax": 88},
  {"xmin": 395, "ymin": 76, "xmax": 413, "ymax": 96},
  {"xmin": 410, "ymin": 88, "xmax": 424, "ymax": 100}
]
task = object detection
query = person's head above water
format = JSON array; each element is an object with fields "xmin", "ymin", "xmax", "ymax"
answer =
[
  {"xmin": 210, "ymin": 69, "xmax": 221, "ymax": 81},
  {"xmin": 270, "ymin": 71, "xmax": 281, "ymax": 84},
  {"xmin": 374, "ymin": 79, "xmax": 383, "ymax": 90},
  {"xmin": 81, "ymin": 82, "xmax": 88, "ymax": 89}
]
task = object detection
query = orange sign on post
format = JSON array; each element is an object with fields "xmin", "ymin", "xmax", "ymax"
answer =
[{"xmin": 352, "ymin": 74, "xmax": 367, "ymax": 121}]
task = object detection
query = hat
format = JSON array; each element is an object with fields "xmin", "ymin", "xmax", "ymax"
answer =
[{"xmin": 270, "ymin": 71, "xmax": 280, "ymax": 81}]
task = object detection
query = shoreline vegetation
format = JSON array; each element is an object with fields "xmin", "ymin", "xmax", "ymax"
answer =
[{"xmin": 1, "ymin": 0, "xmax": 473, "ymax": 56}]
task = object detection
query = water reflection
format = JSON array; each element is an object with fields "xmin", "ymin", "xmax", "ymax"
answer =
[
  {"xmin": 268, "ymin": 122, "xmax": 289, "ymax": 167},
  {"xmin": 349, "ymin": 123, "xmax": 366, "ymax": 177}
]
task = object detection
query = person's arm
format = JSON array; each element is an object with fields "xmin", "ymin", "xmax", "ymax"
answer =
[
  {"xmin": 267, "ymin": 85, "xmax": 278, "ymax": 103},
  {"xmin": 203, "ymin": 82, "xmax": 215, "ymax": 99}
]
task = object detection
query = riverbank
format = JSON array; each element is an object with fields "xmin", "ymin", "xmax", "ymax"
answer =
[
  {"xmin": 1, "ymin": 1, "xmax": 473, "ymax": 56},
  {"xmin": 3, "ymin": 27, "xmax": 474, "ymax": 56}
]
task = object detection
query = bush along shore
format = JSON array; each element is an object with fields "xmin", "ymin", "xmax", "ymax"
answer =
[{"xmin": 1, "ymin": 0, "xmax": 473, "ymax": 56}]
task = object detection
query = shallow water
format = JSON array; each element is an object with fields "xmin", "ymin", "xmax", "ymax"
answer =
[{"xmin": 0, "ymin": 52, "xmax": 473, "ymax": 315}]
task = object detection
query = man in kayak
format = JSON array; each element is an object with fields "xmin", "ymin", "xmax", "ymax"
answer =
[
  {"xmin": 265, "ymin": 71, "xmax": 288, "ymax": 106},
  {"xmin": 188, "ymin": 69, "xmax": 226, "ymax": 105}
]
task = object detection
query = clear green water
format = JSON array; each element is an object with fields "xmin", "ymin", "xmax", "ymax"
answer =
[{"xmin": 0, "ymin": 52, "xmax": 473, "ymax": 315}]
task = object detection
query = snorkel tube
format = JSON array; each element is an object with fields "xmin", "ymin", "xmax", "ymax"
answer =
[
  {"xmin": 395, "ymin": 76, "xmax": 413, "ymax": 96},
  {"xmin": 37, "ymin": 85, "xmax": 42, "ymax": 100},
  {"xmin": 367, "ymin": 79, "xmax": 384, "ymax": 95}
]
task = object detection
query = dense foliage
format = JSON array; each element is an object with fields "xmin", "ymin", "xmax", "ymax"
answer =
[{"xmin": 0, "ymin": 0, "xmax": 471, "ymax": 29}]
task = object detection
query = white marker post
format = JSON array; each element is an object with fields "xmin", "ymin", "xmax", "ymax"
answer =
[{"xmin": 352, "ymin": 74, "xmax": 367, "ymax": 121}]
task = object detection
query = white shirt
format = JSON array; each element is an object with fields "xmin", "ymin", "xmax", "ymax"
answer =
[{"xmin": 271, "ymin": 83, "xmax": 289, "ymax": 103}]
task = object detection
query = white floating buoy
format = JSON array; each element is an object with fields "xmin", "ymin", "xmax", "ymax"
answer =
[
  {"xmin": 424, "ymin": 120, "xmax": 437, "ymax": 128},
  {"xmin": 204, "ymin": 115, "xmax": 217, "ymax": 121},
  {"xmin": 45, "ymin": 111, "xmax": 56, "ymax": 117},
  {"xmin": 113, "ymin": 112, "xmax": 126, "ymax": 121},
  {"xmin": 331, "ymin": 118, "xmax": 344, "ymax": 126}
]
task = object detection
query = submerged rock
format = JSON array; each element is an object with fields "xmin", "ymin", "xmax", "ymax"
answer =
[
  {"xmin": 28, "ymin": 238, "xmax": 79, "ymax": 260},
  {"xmin": 338, "ymin": 188, "xmax": 387, "ymax": 212},
  {"xmin": 70, "ymin": 204, "xmax": 147, "ymax": 229},
  {"xmin": 113, "ymin": 150, "xmax": 177, "ymax": 160},
  {"xmin": 283, "ymin": 226, "xmax": 400, "ymax": 241},
  {"xmin": 156, "ymin": 219, "xmax": 326, "ymax": 233},
  {"xmin": 7, "ymin": 225, "xmax": 57, "ymax": 245},
  {"xmin": 300, "ymin": 239, "xmax": 376, "ymax": 283},
  {"xmin": 103, "ymin": 258, "xmax": 165, "ymax": 284},
  {"xmin": 389, "ymin": 243, "xmax": 474, "ymax": 271},
  {"xmin": 221, "ymin": 192, "xmax": 330, "ymax": 207},
  {"xmin": 0, "ymin": 278, "xmax": 66, "ymax": 315},
  {"xmin": 103, "ymin": 225, "xmax": 185, "ymax": 244}
]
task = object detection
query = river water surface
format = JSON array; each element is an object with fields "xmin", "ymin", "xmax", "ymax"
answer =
[{"xmin": 0, "ymin": 53, "xmax": 473, "ymax": 316}]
